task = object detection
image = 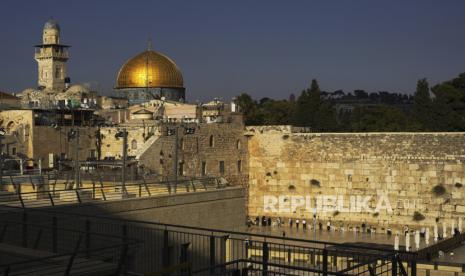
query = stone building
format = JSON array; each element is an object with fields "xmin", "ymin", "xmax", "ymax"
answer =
[
  {"xmin": 138, "ymin": 119, "xmax": 248, "ymax": 186},
  {"xmin": 0, "ymin": 109, "xmax": 99, "ymax": 168},
  {"xmin": 97, "ymin": 101, "xmax": 247, "ymax": 186}
]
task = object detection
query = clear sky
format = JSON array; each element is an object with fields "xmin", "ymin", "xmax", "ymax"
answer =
[{"xmin": 1, "ymin": 0, "xmax": 464, "ymax": 102}]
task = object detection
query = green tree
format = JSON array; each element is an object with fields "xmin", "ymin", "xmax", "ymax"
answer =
[
  {"xmin": 235, "ymin": 93, "xmax": 262, "ymax": 125},
  {"xmin": 294, "ymin": 79, "xmax": 337, "ymax": 131},
  {"xmin": 430, "ymin": 74, "xmax": 465, "ymax": 131},
  {"xmin": 348, "ymin": 106, "xmax": 414, "ymax": 132},
  {"xmin": 413, "ymin": 78, "xmax": 432, "ymax": 130},
  {"xmin": 258, "ymin": 100, "xmax": 295, "ymax": 125}
]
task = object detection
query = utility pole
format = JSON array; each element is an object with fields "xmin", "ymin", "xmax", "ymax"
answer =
[
  {"xmin": 74, "ymin": 129, "xmax": 80, "ymax": 189},
  {"xmin": 115, "ymin": 129, "xmax": 128, "ymax": 195},
  {"xmin": 168, "ymin": 124, "xmax": 195, "ymax": 191},
  {"xmin": 174, "ymin": 125, "xmax": 178, "ymax": 190},
  {"xmin": 0, "ymin": 128, "xmax": 4, "ymax": 187},
  {"xmin": 67, "ymin": 129, "xmax": 80, "ymax": 189},
  {"xmin": 122, "ymin": 129, "xmax": 128, "ymax": 195}
]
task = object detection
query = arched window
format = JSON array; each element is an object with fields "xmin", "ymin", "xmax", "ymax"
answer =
[
  {"xmin": 209, "ymin": 135, "xmax": 214, "ymax": 147},
  {"xmin": 236, "ymin": 139, "xmax": 241, "ymax": 150},
  {"xmin": 131, "ymin": 139, "xmax": 137, "ymax": 150},
  {"xmin": 6, "ymin": 121, "xmax": 15, "ymax": 133}
]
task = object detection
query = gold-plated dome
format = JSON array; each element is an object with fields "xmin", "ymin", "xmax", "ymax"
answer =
[{"xmin": 116, "ymin": 50, "xmax": 183, "ymax": 89}]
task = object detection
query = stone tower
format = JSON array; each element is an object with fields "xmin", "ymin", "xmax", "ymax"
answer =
[{"xmin": 34, "ymin": 19, "xmax": 69, "ymax": 91}]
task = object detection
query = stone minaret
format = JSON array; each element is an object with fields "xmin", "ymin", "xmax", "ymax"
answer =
[{"xmin": 34, "ymin": 19, "xmax": 69, "ymax": 91}]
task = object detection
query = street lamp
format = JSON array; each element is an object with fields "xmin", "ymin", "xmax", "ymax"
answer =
[
  {"xmin": 166, "ymin": 124, "xmax": 196, "ymax": 191},
  {"xmin": 115, "ymin": 129, "xmax": 128, "ymax": 195},
  {"xmin": 67, "ymin": 129, "xmax": 80, "ymax": 189},
  {"xmin": 0, "ymin": 127, "xmax": 5, "ymax": 187}
]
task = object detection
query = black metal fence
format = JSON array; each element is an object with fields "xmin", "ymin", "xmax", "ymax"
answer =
[
  {"xmin": 0, "ymin": 206, "xmax": 418, "ymax": 275},
  {"xmin": 0, "ymin": 208, "xmax": 140, "ymax": 275}
]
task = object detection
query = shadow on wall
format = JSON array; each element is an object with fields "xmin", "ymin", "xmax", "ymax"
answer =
[{"xmin": 0, "ymin": 187, "xmax": 246, "ymax": 274}]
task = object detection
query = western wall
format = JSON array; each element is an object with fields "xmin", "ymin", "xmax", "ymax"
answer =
[{"xmin": 247, "ymin": 125, "xmax": 465, "ymax": 229}]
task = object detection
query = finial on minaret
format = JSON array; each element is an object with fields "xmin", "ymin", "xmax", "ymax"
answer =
[{"xmin": 147, "ymin": 37, "xmax": 153, "ymax": 51}]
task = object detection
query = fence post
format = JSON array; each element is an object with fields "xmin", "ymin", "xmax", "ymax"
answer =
[
  {"xmin": 28, "ymin": 175, "xmax": 35, "ymax": 191},
  {"xmin": 52, "ymin": 217, "xmax": 57, "ymax": 253},
  {"xmin": 85, "ymin": 219, "xmax": 91, "ymax": 258},
  {"xmin": 322, "ymin": 248, "xmax": 328, "ymax": 276},
  {"xmin": 263, "ymin": 242, "xmax": 269, "ymax": 276},
  {"xmin": 180, "ymin": 242, "xmax": 191, "ymax": 275},
  {"xmin": 121, "ymin": 224, "xmax": 127, "ymax": 243},
  {"xmin": 162, "ymin": 229, "xmax": 170, "ymax": 270},
  {"xmin": 33, "ymin": 229, "xmax": 43, "ymax": 249},
  {"xmin": 392, "ymin": 255, "xmax": 398, "ymax": 276},
  {"xmin": 0, "ymin": 224, "xmax": 7, "ymax": 242},
  {"xmin": 115, "ymin": 244, "xmax": 129, "ymax": 275},
  {"xmin": 210, "ymin": 235, "xmax": 216, "ymax": 274},
  {"xmin": 75, "ymin": 189, "xmax": 81, "ymax": 204},
  {"xmin": 22, "ymin": 212, "xmax": 28, "ymax": 248},
  {"xmin": 142, "ymin": 177, "xmax": 151, "ymax": 196},
  {"xmin": 48, "ymin": 192, "xmax": 55, "ymax": 206},
  {"xmin": 191, "ymin": 178, "xmax": 196, "ymax": 192},
  {"xmin": 410, "ymin": 259, "xmax": 417, "ymax": 276},
  {"xmin": 64, "ymin": 235, "xmax": 82, "ymax": 276}
]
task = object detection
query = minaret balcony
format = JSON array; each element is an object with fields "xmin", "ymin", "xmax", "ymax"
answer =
[{"xmin": 34, "ymin": 51, "xmax": 69, "ymax": 59}]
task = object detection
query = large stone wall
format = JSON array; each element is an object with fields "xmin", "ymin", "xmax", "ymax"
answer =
[
  {"xmin": 247, "ymin": 126, "xmax": 465, "ymax": 229},
  {"xmin": 44, "ymin": 187, "xmax": 246, "ymax": 230}
]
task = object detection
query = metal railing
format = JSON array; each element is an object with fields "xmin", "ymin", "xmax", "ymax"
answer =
[
  {"xmin": 0, "ymin": 209, "xmax": 140, "ymax": 275},
  {"xmin": 0, "ymin": 174, "xmax": 226, "ymax": 208},
  {"xmin": 0, "ymin": 206, "xmax": 418, "ymax": 275}
]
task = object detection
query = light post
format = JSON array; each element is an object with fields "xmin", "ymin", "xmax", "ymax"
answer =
[
  {"xmin": 115, "ymin": 129, "xmax": 128, "ymax": 195},
  {"xmin": 167, "ymin": 124, "xmax": 195, "ymax": 191},
  {"xmin": 0, "ymin": 127, "xmax": 5, "ymax": 187},
  {"xmin": 67, "ymin": 129, "xmax": 80, "ymax": 189}
]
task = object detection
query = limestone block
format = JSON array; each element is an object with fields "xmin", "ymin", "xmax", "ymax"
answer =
[
  {"xmin": 451, "ymin": 191, "xmax": 463, "ymax": 199},
  {"xmin": 456, "ymin": 205, "xmax": 465, "ymax": 213},
  {"xmin": 444, "ymin": 164, "xmax": 456, "ymax": 171},
  {"xmin": 344, "ymin": 169, "xmax": 354, "ymax": 175}
]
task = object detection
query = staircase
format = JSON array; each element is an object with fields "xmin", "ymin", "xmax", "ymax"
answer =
[{"xmin": 134, "ymin": 134, "xmax": 160, "ymax": 159}]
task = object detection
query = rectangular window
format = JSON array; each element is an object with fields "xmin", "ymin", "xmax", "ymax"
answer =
[
  {"xmin": 179, "ymin": 162, "xmax": 184, "ymax": 176},
  {"xmin": 12, "ymin": 147, "xmax": 16, "ymax": 155},
  {"xmin": 237, "ymin": 160, "xmax": 242, "ymax": 172},
  {"xmin": 219, "ymin": 161, "xmax": 225, "ymax": 175},
  {"xmin": 201, "ymin": 161, "xmax": 207, "ymax": 176},
  {"xmin": 55, "ymin": 66, "xmax": 60, "ymax": 78}
]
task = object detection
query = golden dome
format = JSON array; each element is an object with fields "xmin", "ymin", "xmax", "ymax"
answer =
[{"xmin": 116, "ymin": 50, "xmax": 183, "ymax": 89}]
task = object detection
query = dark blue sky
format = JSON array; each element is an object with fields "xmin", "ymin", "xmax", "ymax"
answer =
[{"xmin": 1, "ymin": 0, "xmax": 464, "ymax": 102}]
